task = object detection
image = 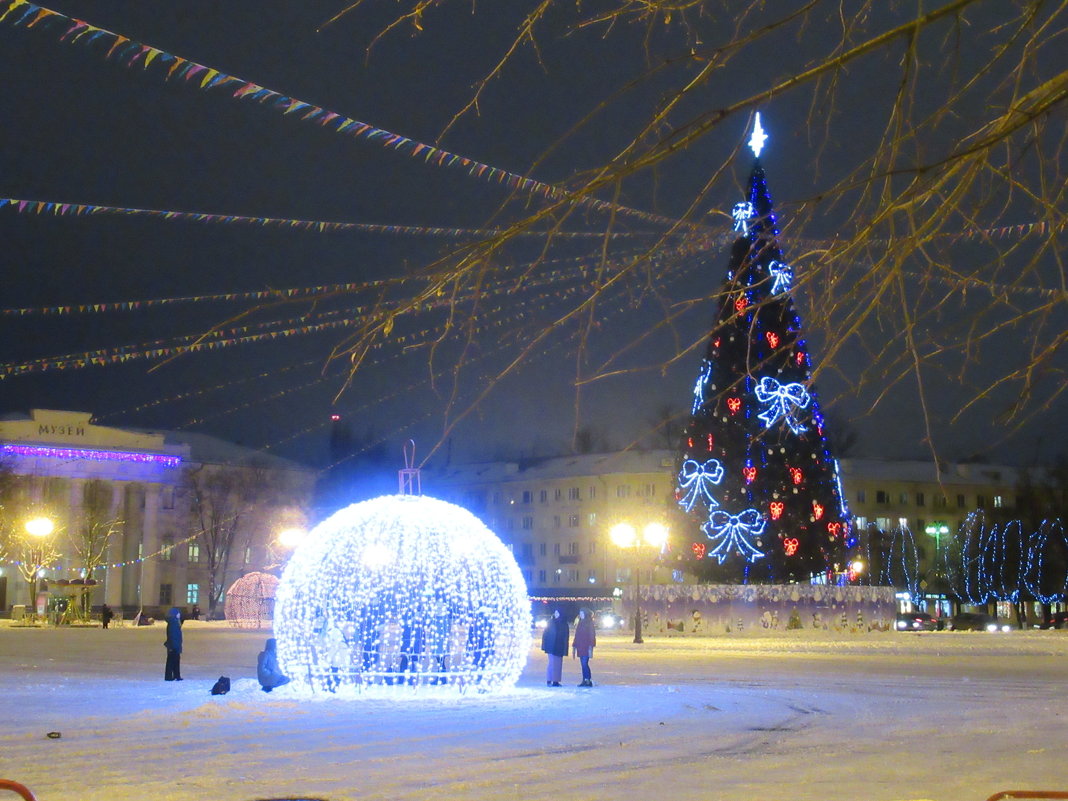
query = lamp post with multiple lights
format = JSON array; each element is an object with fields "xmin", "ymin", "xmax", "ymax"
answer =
[{"xmin": 609, "ymin": 521, "xmax": 668, "ymax": 644}]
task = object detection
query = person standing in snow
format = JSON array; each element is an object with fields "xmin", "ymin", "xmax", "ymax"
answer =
[
  {"xmin": 540, "ymin": 609, "xmax": 569, "ymax": 687},
  {"xmin": 164, "ymin": 606, "xmax": 183, "ymax": 681},
  {"xmin": 572, "ymin": 608, "xmax": 597, "ymax": 687},
  {"xmin": 100, "ymin": 604, "xmax": 113, "ymax": 629},
  {"xmin": 257, "ymin": 637, "xmax": 290, "ymax": 692},
  {"xmin": 318, "ymin": 623, "xmax": 348, "ymax": 691}
]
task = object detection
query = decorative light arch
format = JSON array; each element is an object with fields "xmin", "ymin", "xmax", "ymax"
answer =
[{"xmin": 224, "ymin": 572, "xmax": 279, "ymax": 629}]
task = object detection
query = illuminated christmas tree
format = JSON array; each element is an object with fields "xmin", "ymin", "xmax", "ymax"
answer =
[{"xmin": 678, "ymin": 114, "xmax": 852, "ymax": 582}]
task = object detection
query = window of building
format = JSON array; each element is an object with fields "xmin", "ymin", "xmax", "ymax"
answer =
[
  {"xmin": 587, "ymin": 512, "xmax": 597, "ymax": 528},
  {"xmin": 161, "ymin": 486, "xmax": 175, "ymax": 510},
  {"xmin": 188, "ymin": 543, "xmax": 200, "ymax": 563},
  {"xmin": 553, "ymin": 515, "xmax": 561, "ymax": 529},
  {"xmin": 538, "ymin": 570, "xmax": 546, "ymax": 583},
  {"xmin": 523, "ymin": 569, "xmax": 533, "ymax": 584},
  {"xmin": 616, "ymin": 567, "xmax": 631, "ymax": 582},
  {"xmin": 976, "ymin": 495, "xmax": 986, "ymax": 509},
  {"xmin": 875, "ymin": 517, "xmax": 892, "ymax": 531},
  {"xmin": 934, "ymin": 495, "xmax": 948, "ymax": 509},
  {"xmin": 568, "ymin": 514, "xmax": 579, "ymax": 528},
  {"xmin": 567, "ymin": 569, "xmax": 579, "ymax": 583},
  {"xmin": 916, "ymin": 519, "xmax": 926, "ymax": 533},
  {"xmin": 160, "ymin": 537, "xmax": 174, "ymax": 561},
  {"xmin": 956, "ymin": 494, "xmax": 966, "ymax": 508},
  {"xmin": 492, "ymin": 491, "xmax": 502, "ymax": 505},
  {"xmin": 159, "ymin": 584, "xmax": 172, "ymax": 606},
  {"xmin": 507, "ymin": 518, "xmax": 515, "ymax": 530},
  {"xmin": 568, "ymin": 542, "xmax": 579, "ymax": 555},
  {"xmin": 521, "ymin": 543, "xmax": 533, "ymax": 562},
  {"xmin": 899, "ymin": 492, "xmax": 909, "ymax": 505},
  {"xmin": 993, "ymin": 495, "xmax": 1004, "ymax": 508},
  {"xmin": 539, "ymin": 490, "xmax": 547, "ymax": 503},
  {"xmin": 589, "ymin": 541, "xmax": 597, "ymax": 555},
  {"xmin": 587, "ymin": 569, "xmax": 597, "ymax": 584},
  {"xmin": 553, "ymin": 570, "xmax": 561, "ymax": 584},
  {"xmin": 589, "ymin": 486, "xmax": 597, "ymax": 500},
  {"xmin": 568, "ymin": 487, "xmax": 580, "ymax": 501},
  {"xmin": 553, "ymin": 543, "xmax": 561, "ymax": 556},
  {"xmin": 539, "ymin": 543, "xmax": 547, "ymax": 557},
  {"xmin": 898, "ymin": 517, "xmax": 909, "ymax": 529},
  {"xmin": 856, "ymin": 490, "xmax": 866, "ymax": 503},
  {"xmin": 245, "ymin": 546, "xmax": 252, "ymax": 564},
  {"xmin": 554, "ymin": 489, "xmax": 562, "ymax": 501},
  {"xmin": 855, "ymin": 516, "xmax": 868, "ymax": 529},
  {"xmin": 617, "ymin": 485, "xmax": 631, "ymax": 498},
  {"xmin": 672, "ymin": 570, "xmax": 685, "ymax": 583},
  {"xmin": 643, "ymin": 483, "xmax": 657, "ymax": 497},
  {"xmin": 186, "ymin": 583, "xmax": 199, "ymax": 605},
  {"xmin": 522, "ymin": 516, "xmax": 534, "ymax": 530},
  {"xmin": 522, "ymin": 490, "xmax": 533, "ymax": 504},
  {"xmin": 875, "ymin": 490, "xmax": 889, "ymax": 504},
  {"xmin": 915, "ymin": 492, "xmax": 925, "ymax": 507}
]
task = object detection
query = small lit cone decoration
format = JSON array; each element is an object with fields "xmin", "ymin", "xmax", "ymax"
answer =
[
  {"xmin": 274, "ymin": 495, "xmax": 532, "ymax": 695},
  {"xmin": 224, "ymin": 572, "xmax": 279, "ymax": 629}
]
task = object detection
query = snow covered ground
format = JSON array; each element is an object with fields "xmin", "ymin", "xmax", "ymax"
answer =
[{"xmin": 1, "ymin": 622, "xmax": 1066, "ymax": 801}]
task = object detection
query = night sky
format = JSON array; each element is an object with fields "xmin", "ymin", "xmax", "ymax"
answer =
[{"xmin": 1, "ymin": 0, "xmax": 1064, "ymax": 471}]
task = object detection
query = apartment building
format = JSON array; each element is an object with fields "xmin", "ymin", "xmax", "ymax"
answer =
[{"xmin": 430, "ymin": 450, "xmax": 1022, "ymax": 596}]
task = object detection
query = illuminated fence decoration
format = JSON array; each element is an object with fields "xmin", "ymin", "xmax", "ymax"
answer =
[
  {"xmin": 0, "ymin": 443, "xmax": 181, "ymax": 466},
  {"xmin": 224, "ymin": 572, "xmax": 279, "ymax": 629},
  {"xmin": 274, "ymin": 495, "xmax": 532, "ymax": 695},
  {"xmin": 617, "ymin": 584, "xmax": 897, "ymax": 635}
]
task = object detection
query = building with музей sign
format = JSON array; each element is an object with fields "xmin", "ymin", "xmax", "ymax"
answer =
[{"xmin": 0, "ymin": 409, "xmax": 314, "ymax": 621}]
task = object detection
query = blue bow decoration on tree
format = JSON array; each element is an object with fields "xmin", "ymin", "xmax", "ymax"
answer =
[
  {"xmin": 755, "ymin": 376, "xmax": 811, "ymax": 434},
  {"xmin": 677, "ymin": 458, "xmax": 725, "ymax": 513},
  {"xmin": 768, "ymin": 260, "xmax": 793, "ymax": 294},
  {"xmin": 702, "ymin": 509, "xmax": 766, "ymax": 563}
]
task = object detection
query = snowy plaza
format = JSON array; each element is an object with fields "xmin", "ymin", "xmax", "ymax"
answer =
[{"xmin": 1, "ymin": 623, "xmax": 1066, "ymax": 801}]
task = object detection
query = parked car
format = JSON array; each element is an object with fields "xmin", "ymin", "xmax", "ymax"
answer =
[
  {"xmin": 949, "ymin": 612, "xmax": 1012, "ymax": 632},
  {"xmin": 895, "ymin": 611, "xmax": 939, "ymax": 631}
]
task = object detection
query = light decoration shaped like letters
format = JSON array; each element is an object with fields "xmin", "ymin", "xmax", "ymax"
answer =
[
  {"xmin": 224, "ymin": 572, "xmax": 279, "ymax": 629},
  {"xmin": 274, "ymin": 495, "xmax": 532, "ymax": 695}
]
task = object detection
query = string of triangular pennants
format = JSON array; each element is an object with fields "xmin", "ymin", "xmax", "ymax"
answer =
[
  {"xmin": 0, "ymin": 196, "xmax": 664, "ymax": 242},
  {"xmin": 0, "ymin": 0, "xmax": 694, "ymax": 231}
]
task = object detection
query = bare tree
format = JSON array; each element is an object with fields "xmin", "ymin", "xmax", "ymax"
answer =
[
  {"xmin": 186, "ymin": 461, "xmax": 291, "ymax": 619},
  {"xmin": 67, "ymin": 479, "xmax": 123, "ymax": 615}
]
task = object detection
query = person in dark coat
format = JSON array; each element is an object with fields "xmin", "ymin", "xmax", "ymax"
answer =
[
  {"xmin": 164, "ymin": 606, "xmax": 183, "ymax": 681},
  {"xmin": 257, "ymin": 637, "xmax": 290, "ymax": 692},
  {"xmin": 540, "ymin": 609, "xmax": 569, "ymax": 686},
  {"xmin": 572, "ymin": 608, "xmax": 597, "ymax": 687},
  {"xmin": 100, "ymin": 604, "xmax": 113, "ymax": 630}
]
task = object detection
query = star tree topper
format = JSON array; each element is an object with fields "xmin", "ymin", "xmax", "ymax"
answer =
[{"xmin": 748, "ymin": 112, "xmax": 768, "ymax": 158}]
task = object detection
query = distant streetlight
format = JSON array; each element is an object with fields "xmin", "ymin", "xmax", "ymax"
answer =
[
  {"xmin": 925, "ymin": 522, "xmax": 950, "ymax": 553},
  {"xmin": 610, "ymin": 521, "xmax": 668, "ymax": 644},
  {"xmin": 25, "ymin": 517, "xmax": 55, "ymax": 538},
  {"xmin": 276, "ymin": 527, "xmax": 307, "ymax": 550}
]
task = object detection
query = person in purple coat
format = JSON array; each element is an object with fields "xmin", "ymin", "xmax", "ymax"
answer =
[
  {"xmin": 572, "ymin": 608, "xmax": 597, "ymax": 687},
  {"xmin": 540, "ymin": 609, "xmax": 569, "ymax": 687}
]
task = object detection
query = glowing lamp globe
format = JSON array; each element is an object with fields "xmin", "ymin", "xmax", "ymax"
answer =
[
  {"xmin": 274, "ymin": 495, "xmax": 532, "ymax": 694},
  {"xmin": 224, "ymin": 572, "xmax": 279, "ymax": 629}
]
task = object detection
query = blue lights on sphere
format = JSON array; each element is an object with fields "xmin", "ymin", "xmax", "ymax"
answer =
[{"xmin": 275, "ymin": 494, "xmax": 532, "ymax": 694}]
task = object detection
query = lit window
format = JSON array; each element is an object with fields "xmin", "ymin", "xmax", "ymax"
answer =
[
  {"xmin": 186, "ymin": 583, "xmax": 199, "ymax": 605},
  {"xmin": 587, "ymin": 512, "xmax": 597, "ymax": 527},
  {"xmin": 188, "ymin": 543, "xmax": 200, "ymax": 563},
  {"xmin": 854, "ymin": 516, "xmax": 868, "ymax": 528},
  {"xmin": 898, "ymin": 517, "xmax": 909, "ymax": 529},
  {"xmin": 993, "ymin": 495, "xmax": 1004, "ymax": 508}
]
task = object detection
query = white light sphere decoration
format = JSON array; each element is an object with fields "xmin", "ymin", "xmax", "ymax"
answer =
[
  {"xmin": 275, "ymin": 495, "xmax": 532, "ymax": 695},
  {"xmin": 224, "ymin": 572, "xmax": 279, "ymax": 629}
]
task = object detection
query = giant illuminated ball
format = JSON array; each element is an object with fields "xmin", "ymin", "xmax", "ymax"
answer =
[
  {"xmin": 274, "ymin": 495, "xmax": 532, "ymax": 694},
  {"xmin": 224, "ymin": 572, "xmax": 279, "ymax": 629}
]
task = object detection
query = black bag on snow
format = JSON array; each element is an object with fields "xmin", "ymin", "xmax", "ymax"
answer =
[{"xmin": 210, "ymin": 676, "xmax": 230, "ymax": 695}]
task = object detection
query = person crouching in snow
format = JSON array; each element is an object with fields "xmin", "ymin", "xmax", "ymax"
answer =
[
  {"xmin": 572, "ymin": 609, "xmax": 596, "ymax": 687},
  {"xmin": 164, "ymin": 606, "xmax": 183, "ymax": 681},
  {"xmin": 257, "ymin": 638, "xmax": 290, "ymax": 692},
  {"xmin": 541, "ymin": 609, "xmax": 569, "ymax": 687}
]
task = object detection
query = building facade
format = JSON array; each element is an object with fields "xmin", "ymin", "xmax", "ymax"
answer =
[
  {"xmin": 0, "ymin": 409, "xmax": 314, "ymax": 618},
  {"xmin": 430, "ymin": 450, "xmax": 1021, "ymax": 596}
]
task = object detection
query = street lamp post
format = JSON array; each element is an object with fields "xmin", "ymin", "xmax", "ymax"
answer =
[
  {"xmin": 610, "ymin": 521, "xmax": 668, "ymax": 644},
  {"xmin": 23, "ymin": 516, "xmax": 56, "ymax": 612}
]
